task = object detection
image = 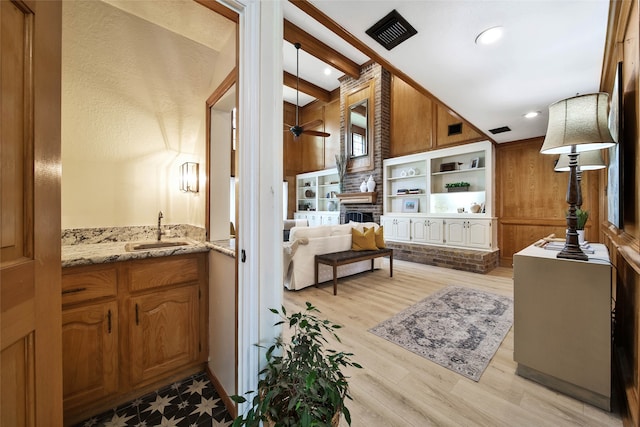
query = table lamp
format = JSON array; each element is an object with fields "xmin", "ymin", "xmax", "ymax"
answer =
[
  {"xmin": 554, "ymin": 149, "xmax": 606, "ymax": 208},
  {"xmin": 540, "ymin": 93, "xmax": 615, "ymax": 260}
]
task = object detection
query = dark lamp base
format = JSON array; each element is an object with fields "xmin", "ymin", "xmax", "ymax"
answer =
[{"xmin": 557, "ymin": 245, "xmax": 589, "ymax": 261}]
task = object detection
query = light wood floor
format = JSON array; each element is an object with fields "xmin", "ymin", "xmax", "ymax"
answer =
[{"xmin": 283, "ymin": 259, "xmax": 622, "ymax": 427}]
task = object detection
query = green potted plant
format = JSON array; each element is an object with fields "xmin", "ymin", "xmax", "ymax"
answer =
[
  {"xmin": 445, "ymin": 182, "xmax": 471, "ymax": 192},
  {"xmin": 575, "ymin": 208, "xmax": 589, "ymax": 230},
  {"xmin": 576, "ymin": 208, "xmax": 589, "ymax": 244},
  {"xmin": 231, "ymin": 302, "xmax": 362, "ymax": 427}
]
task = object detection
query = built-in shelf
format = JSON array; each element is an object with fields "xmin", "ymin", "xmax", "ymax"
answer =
[
  {"xmin": 431, "ymin": 167, "xmax": 485, "ymax": 176},
  {"xmin": 336, "ymin": 192, "xmax": 377, "ymax": 204}
]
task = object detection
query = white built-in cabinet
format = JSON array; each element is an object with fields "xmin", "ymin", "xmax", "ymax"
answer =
[
  {"xmin": 294, "ymin": 168, "xmax": 341, "ymax": 226},
  {"xmin": 381, "ymin": 141, "xmax": 497, "ymax": 250}
]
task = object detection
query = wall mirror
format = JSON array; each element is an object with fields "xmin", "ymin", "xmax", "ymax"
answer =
[
  {"xmin": 345, "ymin": 81, "xmax": 375, "ymax": 173},
  {"xmin": 348, "ymin": 99, "xmax": 368, "ymax": 157}
]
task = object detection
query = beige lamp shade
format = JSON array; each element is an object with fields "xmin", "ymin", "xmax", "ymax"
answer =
[
  {"xmin": 554, "ymin": 150, "xmax": 606, "ymax": 171},
  {"xmin": 540, "ymin": 93, "xmax": 615, "ymax": 154}
]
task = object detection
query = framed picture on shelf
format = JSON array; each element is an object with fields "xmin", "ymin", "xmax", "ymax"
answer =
[
  {"xmin": 470, "ymin": 157, "xmax": 480, "ymax": 169},
  {"xmin": 402, "ymin": 198, "xmax": 419, "ymax": 213}
]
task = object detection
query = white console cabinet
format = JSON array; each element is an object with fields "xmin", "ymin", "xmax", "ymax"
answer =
[{"xmin": 513, "ymin": 243, "xmax": 612, "ymax": 411}]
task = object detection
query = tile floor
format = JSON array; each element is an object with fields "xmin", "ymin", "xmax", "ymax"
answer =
[{"xmin": 74, "ymin": 372, "xmax": 233, "ymax": 427}]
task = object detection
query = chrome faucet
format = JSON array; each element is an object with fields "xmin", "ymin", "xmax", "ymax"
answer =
[{"xmin": 157, "ymin": 211, "xmax": 164, "ymax": 241}]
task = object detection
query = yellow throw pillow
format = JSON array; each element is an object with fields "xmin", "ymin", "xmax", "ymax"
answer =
[
  {"xmin": 351, "ymin": 227, "xmax": 378, "ymax": 251},
  {"xmin": 364, "ymin": 226, "xmax": 385, "ymax": 249}
]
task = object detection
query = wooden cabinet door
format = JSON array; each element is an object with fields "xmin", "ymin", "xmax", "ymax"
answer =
[
  {"xmin": 411, "ymin": 219, "xmax": 428, "ymax": 243},
  {"xmin": 380, "ymin": 216, "xmax": 396, "ymax": 240},
  {"xmin": 62, "ymin": 301, "xmax": 118, "ymax": 410},
  {"xmin": 395, "ymin": 218, "xmax": 412, "ymax": 241},
  {"xmin": 426, "ymin": 219, "xmax": 444, "ymax": 244},
  {"xmin": 1, "ymin": 2, "xmax": 62, "ymax": 426},
  {"xmin": 129, "ymin": 286, "xmax": 199, "ymax": 386},
  {"xmin": 445, "ymin": 220, "xmax": 466, "ymax": 246},
  {"xmin": 467, "ymin": 220, "xmax": 491, "ymax": 249}
]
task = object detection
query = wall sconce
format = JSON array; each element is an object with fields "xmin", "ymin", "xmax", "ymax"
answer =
[{"xmin": 180, "ymin": 162, "xmax": 199, "ymax": 193}]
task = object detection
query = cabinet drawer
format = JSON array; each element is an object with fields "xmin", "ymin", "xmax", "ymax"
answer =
[
  {"xmin": 62, "ymin": 266, "xmax": 117, "ymax": 305},
  {"xmin": 128, "ymin": 256, "xmax": 199, "ymax": 292}
]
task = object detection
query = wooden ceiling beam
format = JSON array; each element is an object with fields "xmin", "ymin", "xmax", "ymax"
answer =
[
  {"xmin": 288, "ymin": 0, "xmax": 493, "ymax": 142},
  {"xmin": 283, "ymin": 71, "xmax": 331, "ymax": 103},
  {"xmin": 193, "ymin": 0, "xmax": 238, "ymax": 22},
  {"xmin": 284, "ymin": 19, "xmax": 361, "ymax": 79}
]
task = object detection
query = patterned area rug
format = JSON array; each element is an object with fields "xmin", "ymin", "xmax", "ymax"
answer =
[{"xmin": 369, "ymin": 285, "xmax": 513, "ymax": 381}]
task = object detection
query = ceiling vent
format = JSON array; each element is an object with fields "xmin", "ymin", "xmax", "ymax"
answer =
[
  {"xmin": 365, "ymin": 10, "xmax": 417, "ymax": 51},
  {"xmin": 489, "ymin": 126, "xmax": 512, "ymax": 134}
]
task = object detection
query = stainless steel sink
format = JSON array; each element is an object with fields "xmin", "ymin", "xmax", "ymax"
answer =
[{"xmin": 125, "ymin": 240, "xmax": 191, "ymax": 251}]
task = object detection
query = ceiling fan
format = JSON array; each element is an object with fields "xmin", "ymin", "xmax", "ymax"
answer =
[{"xmin": 285, "ymin": 43, "xmax": 330, "ymax": 139}]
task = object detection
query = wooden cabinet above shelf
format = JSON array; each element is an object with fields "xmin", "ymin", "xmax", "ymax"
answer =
[{"xmin": 336, "ymin": 192, "xmax": 377, "ymax": 204}]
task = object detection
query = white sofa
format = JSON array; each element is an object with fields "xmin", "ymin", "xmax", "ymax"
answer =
[{"xmin": 283, "ymin": 221, "xmax": 383, "ymax": 291}]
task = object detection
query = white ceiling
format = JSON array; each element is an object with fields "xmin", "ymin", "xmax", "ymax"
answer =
[{"xmin": 282, "ymin": 0, "xmax": 610, "ymax": 144}]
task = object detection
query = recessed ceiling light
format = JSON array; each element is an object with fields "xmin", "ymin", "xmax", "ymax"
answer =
[
  {"xmin": 475, "ymin": 26, "xmax": 504, "ymax": 45},
  {"xmin": 524, "ymin": 111, "xmax": 540, "ymax": 119},
  {"xmin": 324, "ymin": 67, "xmax": 332, "ymax": 76}
]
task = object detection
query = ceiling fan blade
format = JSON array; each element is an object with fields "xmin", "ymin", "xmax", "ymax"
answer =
[
  {"xmin": 302, "ymin": 130, "xmax": 331, "ymax": 138},
  {"xmin": 300, "ymin": 119, "xmax": 323, "ymax": 130}
]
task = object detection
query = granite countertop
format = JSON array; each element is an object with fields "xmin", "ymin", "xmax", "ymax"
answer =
[
  {"xmin": 61, "ymin": 225, "xmax": 237, "ymax": 268},
  {"xmin": 62, "ymin": 239, "xmax": 210, "ymax": 268},
  {"xmin": 207, "ymin": 239, "xmax": 236, "ymax": 258}
]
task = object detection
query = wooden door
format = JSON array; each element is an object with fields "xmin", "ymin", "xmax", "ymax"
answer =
[
  {"xmin": 62, "ymin": 301, "xmax": 118, "ymax": 410},
  {"xmin": 1, "ymin": 1, "xmax": 62, "ymax": 425},
  {"xmin": 129, "ymin": 286, "xmax": 199, "ymax": 386}
]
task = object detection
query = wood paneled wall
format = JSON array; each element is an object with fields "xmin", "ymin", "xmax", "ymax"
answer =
[
  {"xmin": 390, "ymin": 75, "xmax": 486, "ymax": 157},
  {"xmin": 283, "ymin": 93, "xmax": 340, "ymax": 219},
  {"xmin": 600, "ymin": 1, "xmax": 640, "ymax": 425},
  {"xmin": 494, "ymin": 138, "xmax": 601, "ymax": 266},
  {"xmin": 390, "ymin": 76, "xmax": 434, "ymax": 155}
]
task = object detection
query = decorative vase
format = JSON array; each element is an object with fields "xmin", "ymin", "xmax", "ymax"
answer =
[
  {"xmin": 360, "ymin": 180, "xmax": 367, "ymax": 192},
  {"xmin": 366, "ymin": 175, "xmax": 376, "ymax": 192}
]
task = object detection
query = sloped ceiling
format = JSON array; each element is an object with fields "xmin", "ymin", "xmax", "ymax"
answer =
[{"xmin": 283, "ymin": 1, "xmax": 610, "ymax": 144}]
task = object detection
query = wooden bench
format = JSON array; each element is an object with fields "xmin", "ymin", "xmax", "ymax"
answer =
[{"xmin": 314, "ymin": 248, "xmax": 393, "ymax": 295}]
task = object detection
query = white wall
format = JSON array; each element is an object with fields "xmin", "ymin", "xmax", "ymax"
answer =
[
  {"xmin": 208, "ymin": 250, "xmax": 236, "ymax": 395},
  {"xmin": 61, "ymin": 0, "xmax": 235, "ymax": 229}
]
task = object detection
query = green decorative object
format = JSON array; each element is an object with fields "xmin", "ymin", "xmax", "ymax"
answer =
[
  {"xmin": 231, "ymin": 302, "xmax": 361, "ymax": 427},
  {"xmin": 575, "ymin": 208, "xmax": 589, "ymax": 230},
  {"xmin": 445, "ymin": 182, "xmax": 471, "ymax": 192}
]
